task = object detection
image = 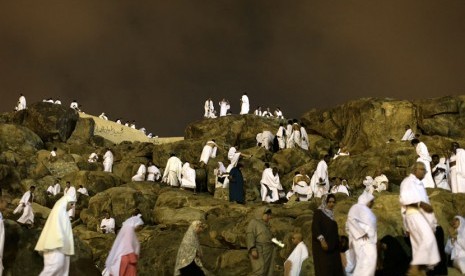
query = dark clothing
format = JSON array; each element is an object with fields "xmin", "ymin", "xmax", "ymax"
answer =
[
  {"xmin": 311, "ymin": 209, "xmax": 344, "ymax": 276},
  {"xmin": 377, "ymin": 235, "xmax": 410, "ymax": 276},
  {"xmin": 428, "ymin": 226, "xmax": 448, "ymax": 276},
  {"xmin": 229, "ymin": 167, "xmax": 244, "ymax": 204},
  {"xmin": 179, "ymin": 261, "xmax": 205, "ymax": 276}
]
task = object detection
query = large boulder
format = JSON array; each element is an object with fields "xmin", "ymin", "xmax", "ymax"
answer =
[
  {"xmin": 61, "ymin": 171, "xmax": 123, "ymax": 196},
  {"xmin": 0, "ymin": 123, "xmax": 44, "ymax": 155},
  {"xmin": 68, "ymin": 117, "xmax": 95, "ymax": 144},
  {"xmin": 13, "ymin": 102, "xmax": 79, "ymax": 142}
]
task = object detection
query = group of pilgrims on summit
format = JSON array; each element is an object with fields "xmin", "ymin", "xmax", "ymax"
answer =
[{"xmin": 5, "ymin": 93, "xmax": 465, "ymax": 276}]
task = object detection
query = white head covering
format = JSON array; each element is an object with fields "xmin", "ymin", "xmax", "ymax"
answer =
[
  {"xmin": 455, "ymin": 216, "xmax": 465, "ymax": 241},
  {"xmin": 357, "ymin": 190, "xmax": 375, "ymax": 205},
  {"xmin": 363, "ymin": 176, "xmax": 373, "ymax": 187},
  {"xmin": 174, "ymin": 221, "xmax": 204, "ymax": 275},
  {"xmin": 35, "ymin": 194, "xmax": 76, "ymax": 255},
  {"xmin": 105, "ymin": 214, "xmax": 144, "ymax": 276},
  {"xmin": 217, "ymin": 162, "xmax": 226, "ymax": 174}
]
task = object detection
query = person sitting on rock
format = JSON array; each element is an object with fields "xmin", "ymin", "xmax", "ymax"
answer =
[
  {"xmin": 256, "ymin": 130, "xmax": 274, "ymax": 150},
  {"xmin": 371, "ymin": 170, "xmax": 389, "ymax": 193},
  {"xmin": 310, "ymin": 155, "xmax": 331, "ymax": 198},
  {"xmin": 180, "ymin": 162, "xmax": 197, "ymax": 191},
  {"xmin": 274, "ymin": 107, "xmax": 284, "ymax": 119},
  {"xmin": 330, "ymin": 177, "xmax": 350, "ymax": 196},
  {"xmin": 49, "ymin": 147, "xmax": 57, "ymax": 162},
  {"xmin": 445, "ymin": 215, "xmax": 465, "ymax": 274},
  {"xmin": 199, "ymin": 140, "xmax": 218, "ymax": 166},
  {"xmin": 77, "ymin": 185, "xmax": 89, "ymax": 196},
  {"xmin": 88, "ymin": 152, "xmax": 99, "ymax": 163},
  {"xmin": 286, "ymin": 170, "xmax": 312, "ymax": 202},
  {"xmin": 46, "ymin": 180, "xmax": 61, "ymax": 196},
  {"xmin": 262, "ymin": 107, "xmax": 274, "ymax": 117},
  {"xmin": 401, "ymin": 124, "xmax": 415, "ymax": 141},
  {"xmin": 214, "ymin": 162, "xmax": 228, "ymax": 188},
  {"xmin": 254, "ymin": 106, "xmax": 262, "ymax": 116},
  {"xmin": 260, "ymin": 163, "xmax": 283, "ymax": 203},
  {"xmin": 99, "ymin": 112, "xmax": 108, "ymax": 120},
  {"xmin": 99, "ymin": 211, "xmax": 116, "ymax": 234},
  {"xmin": 333, "ymin": 145, "xmax": 350, "ymax": 159},
  {"xmin": 362, "ymin": 176, "xmax": 374, "ymax": 193},
  {"xmin": 432, "ymin": 154, "xmax": 450, "ymax": 190},
  {"xmin": 70, "ymin": 100, "xmax": 80, "ymax": 111},
  {"xmin": 13, "ymin": 186, "xmax": 35, "ymax": 227},
  {"xmin": 131, "ymin": 163, "xmax": 147, "ymax": 182},
  {"xmin": 146, "ymin": 161, "xmax": 161, "ymax": 182}
]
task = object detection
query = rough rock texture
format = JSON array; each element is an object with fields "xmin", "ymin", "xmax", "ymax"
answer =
[{"xmin": 3, "ymin": 96, "xmax": 465, "ymax": 275}]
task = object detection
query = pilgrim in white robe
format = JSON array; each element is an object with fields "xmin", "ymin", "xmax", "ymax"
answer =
[
  {"xmin": 35, "ymin": 194, "xmax": 76, "ymax": 276},
  {"xmin": 285, "ymin": 241, "xmax": 308, "ymax": 276},
  {"xmin": 162, "ymin": 156, "xmax": 183, "ymax": 187},
  {"xmin": 399, "ymin": 174, "xmax": 440, "ymax": 266},
  {"xmin": 199, "ymin": 141, "xmax": 218, "ymax": 165},
  {"xmin": 260, "ymin": 168, "xmax": 283, "ymax": 203},
  {"xmin": 180, "ymin": 163, "xmax": 196, "ymax": 189},
  {"xmin": 100, "ymin": 217, "xmax": 116, "ymax": 234},
  {"xmin": 99, "ymin": 113, "xmax": 108, "ymax": 120},
  {"xmin": 70, "ymin": 101, "xmax": 79, "ymax": 110},
  {"xmin": 88, "ymin": 152, "xmax": 98, "ymax": 163},
  {"xmin": 346, "ymin": 192, "xmax": 377, "ymax": 276},
  {"xmin": 310, "ymin": 160, "xmax": 329, "ymax": 198},
  {"xmin": 401, "ymin": 128, "xmax": 415, "ymax": 141},
  {"xmin": 17, "ymin": 95, "xmax": 27, "ymax": 110},
  {"xmin": 254, "ymin": 108, "xmax": 262, "ymax": 116},
  {"xmin": 0, "ymin": 211, "xmax": 4, "ymax": 276},
  {"xmin": 64, "ymin": 186, "xmax": 77, "ymax": 219},
  {"xmin": 432, "ymin": 162, "xmax": 450, "ymax": 191},
  {"xmin": 372, "ymin": 174, "xmax": 389, "ymax": 193},
  {"xmin": 276, "ymin": 126, "xmax": 286, "ymax": 150},
  {"xmin": 46, "ymin": 183, "xmax": 61, "ymax": 196},
  {"xmin": 300, "ymin": 127, "xmax": 309, "ymax": 150},
  {"xmin": 77, "ymin": 187, "xmax": 89, "ymax": 196},
  {"xmin": 147, "ymin": 165, "xmax": 161, "ymax": 181},
  {"xmin": 214, "ymin": 162, "xmax": 228, "ymax": 188},
  {"xmin": 416, "ymin": 142, "xmax": 435, "ymax": 188},
  {"xmin": 445, "ymin": 216, "xmax": 465, "ymax": 273},
  {"xmin": 275, "ymin": 109, "xmax": 284, "ymax": 119},
  {"xmin": 14, "ymin": 191, "xmax": 34, "ymax": 225},
  {"xmin": 219, "ymin": 100, "xmax": 229, "ymax": 117},
  {"xmin": 450, "ymin": 148, "xmax": 465, "ymax": 193},
  {"xmin": 285, "ymin": 124, "xmax": 293, "ymax": 149},
  {"xmin": 240, "ymin": 94, "xmax": 249, "ymax": 114},
  {"xmin": 330, "ymin": 184, "xmax": 350, "ymax": 196},
  {"xmin": 333, "ymin": 148, "xmax": 350, "ymax": 160},
  {"xmin": 227, "ymin": 147, "xmax": 241, "ymax": 168},
  {"xmin": 256, "ymin": 131, "xmax": 274, "ymax": 150},
  {"xmin": 286, "ymin": 174, "xmax": 312, "ymax": 201},
  {"xmin": 131, "ymin": 164, "xmax": 147, "ymax": 182},
  {"xmin": 103, "ymin": 150, "xmax": 114, "ymax": 173},
  {"xmin": 343, "ymin": 247, "xmax": 356, "ymax": 276},
  {"xmin": 104, "ymin": 215, "xmax": 143, "ymax": 276}
]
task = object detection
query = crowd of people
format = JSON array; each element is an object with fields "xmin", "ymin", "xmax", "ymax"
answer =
[{"xmin": 5, "ymin": 93, "xmax": 465, "ymax": 275}]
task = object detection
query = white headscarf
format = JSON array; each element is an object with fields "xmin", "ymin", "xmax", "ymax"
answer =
[
  {"xmin": 357, "ymin": 190, "xmax": 375, "ymax": 205},
  {"xmin": 35, "ymin": 194, "xmax": 76, "ymax": 255},
  {"xmin": 105, "ymin": 215, "xmax": 144, "ymax": 276}
]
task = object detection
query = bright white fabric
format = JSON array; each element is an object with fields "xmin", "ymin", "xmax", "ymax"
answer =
[
  {"xmin": 100, "ymin": 218, "xmax": 116, "ymax": 234},
  {"xmin": 77, "ymin": 187, "xmax": 89, "ymax": 196},
  {"xmin": 399, "ymin": 174, "xmax": 440, "ymax": 266},
  {"xmin": 416, "ymin": 142, "xmax": 435, "ymax": 188},
  {"xmin": 240, "ymin": 95, "xmax": 249, "ymax": 114},
  {"xmin": 199, "ymin": 141, "xmax": 217, "ymax": 165},
  {"xmin": 286, "ymin": 241, "xmax": 308, "ymax": 276},
  {"xmin": 219, "ymin": 100, "xmax": 229, "ymax": 116},
  {"xmin": 445, "ymin": 216, "xmax": 465, "ymax": 273},
  {"xmin": 131, "ymin": 164, "xmax": 147, "ymax": 182},
  {"xmin": 310, "ymin": 160, "xmax": 329, "ymax": 198},
  {"xmin": 147, "ymin": 165, "xmax": 161, "ymax": 181},
  {"xmin": 38, "ymin": 249, "xmax": 70, "ymax": 276},
  {"xmin": 330, "ymin": 184, "xmax": 350, "ymax": 196},
  {"xmin": 15, "ymin": 191, "xmax": 34, "ymax": 224},
  {"xmin": 373, "ymin": 174, "xmax": 389, "ymax": 193},
  {"xmin": 99, "ymin": 113, "xmax": 108, "ymax": 120},
  {"xmin": 450, "ymin": 149, "xmax": 465, "ymax": 193},
  {"xmin": 181, "ymin": 163, "xmax": 196, "ymax": 189},
  {"xmin": 35, "ymin": 194, "xmax": 76, "ymax": 255},
  {"xmin": 47, "ymin": 183, "xmax": 61, "ymax": 196},
  {"xmin": 88, "ymin": 152, "xmax": 98, "ymax": 163},
  {"xmin": 346, "ymin": 191, "xmax": 377, "ymax": 276},
  {"xmin": 260, "ymin": 168, "xmax": 283, "ymax": 203},
  {"xmin": 227, "ymin": 147, "xmax": 241, "ymax": 168},
  {"xmin": 162, "ymin": 156, "xmax": 182, "ymax": 187},
  {"xmin": 103, "ymin": 151, "xmax": 114, "ymax": 173},
  {"xmin": 432, "ymin": 163, "xmax": 450, "ymax": 190},
  {"xmin": 64, "ymin": 187, "xmax": 77, "ymax": 218},
  {"xmin": 0, "ymin": 212, "xmax": 4, "ymax": 276},
  {"xmin": 401, "ymin": 129, "xmax": 415, "ymax": 141},
  {"xmin": 344, "ymin": 248, "xmax": 356, "ymax": 276},
  {"xmin": 17, "ymin": 95, "xmax": 27, "ymax": 110},
  {"xmin": 70, "ymin": 102, "xmax": 78, "ymax": 109},
  {"xmin": 286, "ymin": 174, "xmax": 312, "ymax": 201},
  {"xmin": 256, "ymin": 131, "xmax": 274, "ymax": 150},
  {"xmin": 300, "ymin": 127, "xmax": 309, "ymax": 150},
  {"xmin": 276, "ymin": 126, "xmax": 286, "ymax": 149},
  {"xmin": 105, "ymin": 215, "xmax": 143, "ymax": 276}
]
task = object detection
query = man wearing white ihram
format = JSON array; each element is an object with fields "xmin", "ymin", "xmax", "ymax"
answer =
[
  {"xmin": 199, "ymin": 140, "xmax": 218, "ymax": 166},
  {"xmin": 240, "ymin": 92, "xmax": 249, "ymax": 114},
  {"xmin": 411, "ymin": 139, "xmax": 435, "ymax": 188},
  {"xmin": 399, "ymin": 162, "xmax": 440, "ymax": 276},
  {"xmin": 450, "ymin": 142, "xmax": 465, "ymax": 193}
]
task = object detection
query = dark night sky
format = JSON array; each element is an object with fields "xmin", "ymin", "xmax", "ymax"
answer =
[{"xmin": 1, "ymin": 1, "xmax": 465, "ymax": 136}]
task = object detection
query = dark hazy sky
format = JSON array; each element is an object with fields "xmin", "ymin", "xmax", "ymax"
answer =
[{"xmin": 1, "ymin": 1, "xmax": 465, "ymax": 136}]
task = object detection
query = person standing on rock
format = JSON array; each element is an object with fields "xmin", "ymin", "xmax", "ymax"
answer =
[
  {"xmin": 247, "ymin": 207, "xmax": 274, "ymax": 276},
  {"xmin": 228, "ymin": 163, "xmax": 245, "ymax": 204},
  {"xmin": 35, "ymin": 192, "xmax": 77, "ymax": 276},
  {"xmin": 310, "ymin": 155, "xmax": 331, "ymax": 198},
  {"xmin": 174, "ymin": 220, "xmax": 208, "ymax": 276},
  {"xmin": 162, "ymin": 153, "xmax": 183, "ymax": 187},
  {"xmin": 16, "ymin": 93, "xmax": 26, "ymax": 111},
  {"xmin": 276, "ymin": 123, "xmax": 286, "ymax": 150},
  {"xmin": 0, "ymin": 198, "xmax": 7, "ymax": 276},
  {"xmin": 104, "ymin": 213, "xmax": 144, "ymax": 276},
  {"xmin": 219, "ymin": 98, "xmax": 230, "ymax": 117},
  {"xmin": 284, "ymin": 232, "xmax": 308, "ymax": 276},
  {"xmin": 14, "ymin": 186, "xmax": 35, "ymax": 227},
  {"xmin": 312, "ymin": 194, "xmax": 343, "ymax": 276},
  {"xmin": 346, "ymin": 191, "xmax": 377, "ymax": 276},
  {"xmin": 399, "ymin": 162, "xmax": 440, "ymax": 276},
  {"xmin": 411, "ymin": 139, "xmax": 436, "ymax": 188},
  {"xmin": 103, "ymin": 148, "xmax": 114, "ymax": 173},
  {"xmin": 240, "ymin": 92, "xmax": 249, "ymax": 114},
  {"xmin": 449, "ymin": 142, "xmax": 465, "ymax": 193},
  {"xmin": 131, "ymin": 162, "xmax": 147, "ymax": 182},
  {"xmin": 64, "ymin": 182, "xmax": 77, "ymax": 220},
  {"xmin": 199, "ymin": 140, "xmax": 218, "ymax": 166}
]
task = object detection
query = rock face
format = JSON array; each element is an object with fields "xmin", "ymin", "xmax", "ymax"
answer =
[{"xmin": 3, "ymin": 96, "xmax": 465, "ymax": 275}]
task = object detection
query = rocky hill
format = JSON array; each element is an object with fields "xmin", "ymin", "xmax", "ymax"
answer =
[{"xmin": 0, "ymin": 97, "xmax": 464, "ymax": 275}]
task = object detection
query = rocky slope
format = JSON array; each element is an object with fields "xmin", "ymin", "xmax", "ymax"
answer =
[{"xmin": 1, "ymin": 97, "xmax": 465, "ymax": 275}]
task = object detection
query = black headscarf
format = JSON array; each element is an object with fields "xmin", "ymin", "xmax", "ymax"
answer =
[{"xmin": 378, "ymin": 235, "xmax": 410, "ymax": 276}]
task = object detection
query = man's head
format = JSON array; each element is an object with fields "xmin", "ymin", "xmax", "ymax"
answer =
[
  {"xmin": 291, "ymin": 232, "xmax": 303, "ymax": 246},
  {"xmin": 262, "ymin": 208, "xmax": 272, "ymax": 223},
  {"xmin": 264, "ymin": 163, "xmax": 270, "ymax": 169},
  {"xmin": 432, "ymin": 154, "xmax": 440, "ymax": 165},
  {"xmin": 79, "ymin": 185, "xmax": 83, "ymax": 188},
  {"xmin": 103, "ymin": 211, "xmax": 110, "ymax": 219},
  {"xmin": 132, "ymin": 208, "xmax": 141, "ymax": 217},
  {"xmin": 272, "ymin": 167, "xmax": 278, "ymax": 176},
  {"xmin": 66, "ymin": 181, "xmax": 71, "ymax": 188},
  {"xmin": 147, "ymin": 161, "xmax": 153, "ymax": 166},
  {"xmin": 405, "ymin": 125, "xmax": 411, "ymax": 130},
  {"xmin": 30, "ymin": 186, "xmax": 36, "ymax": 192},
  {"xmin": 323, "ymin": 154, "xmax": 331, "ymax": 163},
  {"xmin": 452, "ymin": 142, "xmax": 460, "ymax": 154},
  {"xmin": 411, "ymin": 138, "xmax": 420, "ymax": 147},
  {"xmin": 412, "ymin": 162, "xmax": 427, "ymax": 180}
]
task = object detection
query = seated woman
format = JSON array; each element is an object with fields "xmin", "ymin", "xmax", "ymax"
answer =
[{"xmin": 445, "ymin": 216, "xmax": 465, "ymax": 273}]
